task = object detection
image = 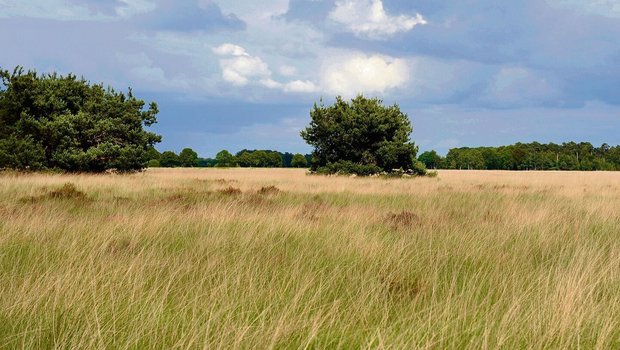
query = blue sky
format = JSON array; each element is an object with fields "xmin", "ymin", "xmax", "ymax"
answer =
[{"xmin": 1, "ymin": 0, "xmax": 619, "ymax": 156}]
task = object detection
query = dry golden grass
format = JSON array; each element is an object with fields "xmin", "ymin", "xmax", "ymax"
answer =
[{"xmin": 1, "ymin": 168, "xmax": 620, "ymax": 349}]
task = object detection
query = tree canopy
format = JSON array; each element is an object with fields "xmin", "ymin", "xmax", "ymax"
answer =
[
  {"xmin": 0, "ymin": 67, "xmax": 160, "ymax": 172},
  {"xmin": 418, "ymin": 150, "xmax": 442, "ymax": 169},
  {"xmin": 291, "ymin": 153, "xmax": 308, "ymax": 168},
  {"xmin": 179, "ymin": 148, "xmax": 198, "ymax": 167},
  {"xmin": 215, "ymin": 150, "xmax": 236, "ymax": 167},
  {"xmin": 301, "ymin": 96, "xmax": 425, "ymax": 175},
  {"xmin": 422, "ymin": 142, "xmax": 620, "ymax": 171},
  {"xmin": 160, "ymin": 151, "xmax": 180, "ymax": 168}
]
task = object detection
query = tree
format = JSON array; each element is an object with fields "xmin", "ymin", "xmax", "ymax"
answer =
[
  {"xmin": 266, "ymin": 152, "xmax": 283, "ymax": 167},
  {"xmin": 282, "ymin": 152, "xmax": 294, "ymax": 167},
  {"xmin": 196, "ymin": 158, "xmax": 216, "ymax": 167},
  {"xmin": 145, "ymin": 147, "xmax": 161, "ymax": 162},
  {"xmin": 439, "ymin": 141, "xmax": 620, "ymax": 171},
  {"xmin": 301, "ymin": 95, "xmax": 424, "ymax": 175},
  {"xmin": 0, "ymin": 66, "xmax": 160, "ymax": 172},
  {"xmin": 179, "ymin": 148, "xmax": 198, "ymax": 167},
  {"xmin": 235, "ymin": 150, "xmax": 283, "ymax": 168},
  {"xmin": 147, "ymin": 159, "xmax": 161, "ymax": 167},
  {"xmin": 216, "ymin": 150, "xmax": 236, "ymax": 167},
  {"xmin": 291, "ymin": 153, "xmax": 308, "ymax": 168},
  {"xmin": 235, "ymin": 151, "xmax": 254, "ymax": 167},
  {"xmin": 160, "ymin": 151, "xmax": 180, "ymax": 167},
  {"xmin": 418, "ymin": 150, "xmax": 442, "ymax": 169}
]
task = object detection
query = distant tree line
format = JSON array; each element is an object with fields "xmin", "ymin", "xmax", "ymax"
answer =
[
  {"xmin": 146, "ymin": 147, "xmax": 312, "ymax": 168},
  {"xmin": 418, "ymin": 142, "xmax": 620, "ymax": 171}
]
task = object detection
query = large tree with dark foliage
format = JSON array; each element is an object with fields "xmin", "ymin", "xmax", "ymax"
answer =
[
  {"xmin": 0, "ymin": 67, "xmax": 160, "ymax": 172},
  {"xmin": 301, "ymin": 95, "xmax": 425, "ymax": 175}
]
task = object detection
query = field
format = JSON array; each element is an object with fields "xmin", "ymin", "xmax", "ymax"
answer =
[{"xmin": 1, "ymin": 168, "xmax": 619, "ymax": 349}]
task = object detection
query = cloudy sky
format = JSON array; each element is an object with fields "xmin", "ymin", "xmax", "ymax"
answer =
[{"xmin": 1, "ymin": 0, "xmax": 619, "ymax": 156}]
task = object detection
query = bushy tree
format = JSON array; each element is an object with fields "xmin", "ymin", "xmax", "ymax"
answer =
[
  {"xmin": 0, "ymin": 67, "xmax": 160, "ymax": 172},
  {"xmin": 179, "ymin": 148, "xmax": 198, "ymax": 167},
  {"xmin": 291, "ymin": 153, "xmax": 308, "ymax": 168},
  {"xmin": 418, "ymin": 150, "xmax": 442, "ymax": 169},
  {"xmin": 301, "ymin": 95, "xmax": 424, "ymax": 175},
  {"xmin": 160, "ymin": 151, "xmax": 180, "ymax": 167},
  {"xmin": 216, "ymin": 150, "xmax": 236, "ymax": 167}
]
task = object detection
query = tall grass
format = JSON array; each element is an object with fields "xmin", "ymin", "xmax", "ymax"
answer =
[{"xmin": 1, "ymin": 169, "xmax": 619, "ymax": 349}]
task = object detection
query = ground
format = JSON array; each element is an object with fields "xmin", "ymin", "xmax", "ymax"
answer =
[{"xmin": 1, "ymin": 169, "xmax": 619, "ymax": 349}]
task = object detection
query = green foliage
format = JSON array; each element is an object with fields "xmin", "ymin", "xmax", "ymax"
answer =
[
  {"xmin": 179, "ymin": 148, "xmax": 198, "ymax": 167},
  {"xmin": 316, "ymin": 160, "xmax": 382, "ymax": 176},
  {"xmin": 196, "ymin": 158, "xmax": 216, "ymax": 167},
  {"xmin": 282, "ymin": 152, "xmax": 294, "ymax": 167},
  {"xmin": 440, "ymin": 142, "xmax": 620, "ymax": 171},
  {"xmin": 215, "ymin": 150, "xmax": 236, "ymax": 167},
  {"xmin": 412, "ymin": 160, "xmax": 428, "ymax": 176},
  {"xmin": 0, "ymin": 135, "xmax": 45, "ymax": 170},
  {"xmin": 145, "ymin": 147, "xmax": 161, "ymax": 161},
  {"xmin": 291, "ymin": 153, "xmax": 308, "ymax": 168},
  {"xmin": 147, "ymin": 159, "xmax": 161, "ymax": 168},
  {"xmin": 235, "ymin": 150, "xmax": 283, "ymax": 168},
  {"xmin": 0, "ymin": 67, "xmax": 161, "ymax": 172},
  {"xmin": 160, "ymin": 151, "xmax": 180, "ymax": 168},
  {"xmin": 418, "ymin": 150, "xmax": 442, "ymax": 169},
  {"xmin": 301, "ymin": 95, "xmax": 423, "ymax": 175}
]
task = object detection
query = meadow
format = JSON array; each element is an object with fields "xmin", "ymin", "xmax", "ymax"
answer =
[{"xmin": 1, "ymin": 168, "xmax": 619, "ymax": 349}]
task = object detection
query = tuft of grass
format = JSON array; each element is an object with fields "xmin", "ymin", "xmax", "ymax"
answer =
[
  {"xmin": 21, "ymin": 182, "xmax": 88, "ymax": 203},
  {"xmin": 218, "ymin": 186, "xmax": 242, "ymax": 195},
  {"xmin": 257, "ymin": 185, "xmax": 280, "ymax": 195},
  {"xmin": 386, "ymin": 210, "xmax": 420, "ymax": 229}
]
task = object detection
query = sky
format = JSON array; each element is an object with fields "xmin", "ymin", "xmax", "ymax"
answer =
[{"xmin": 1, "ymin": 0, "xmax": 619, "ymax": 156}]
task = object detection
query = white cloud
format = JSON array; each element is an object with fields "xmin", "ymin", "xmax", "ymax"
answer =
[
  {"xmin": 321, "ymin": 53, "xmax": 409, "ymax": 97},
  {"xmin": 220, "ymin": 56, "xmax": 271, "ymax": 86},
  {"xmin": 214, "ymin": 43, "xmax": 318, "ymax": 93},
  {"xmin": 284, "ymin": 80, "xmax": 318, "ymax": 93},
  {"xmin": 259, "ymin": 78, "xmax": 283, "ymax": 89},
  {"xmin": 260, "ymin": 78, "xmax": 318, "ymax": 93},
  {"xmin": 212, "ymin": 43, "xmax": 248, "ymax": 57},
  {"xmin": 329, "ymin": 0, "xmax": 426, "ymax": 39},
  {"xmin": 214, "ymin": 44, "xmax": 271, "ymax": 86}
]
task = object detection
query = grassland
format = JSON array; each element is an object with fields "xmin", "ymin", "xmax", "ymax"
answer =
[{"xmin": 1, "ymin": 168, "xmax": 619, "ymax": 349}]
